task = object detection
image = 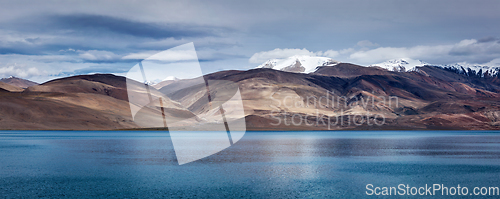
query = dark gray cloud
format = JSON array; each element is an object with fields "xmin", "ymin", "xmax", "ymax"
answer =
[
  {"xmin": 0, "ymin": 0, "xmax": 499, "ymax": 81},
  {"xmin": 0, "ymin": 43, "xmax": 104, "ymax": 55},
  {"xmin": 477, "ymin": 37, "xmax": 498, "ymax": 43},
  {"xmin": 0, "ymin": 47, "xmax": 36, "ymax": 55},
  {"xmin": 48, "ymin": 14, "xmax": 220, "ymax": 39},
  {"xmin": 449, "ymin": 39, "xmax": 500, "ymax": 57},
  {"xmin": 0, "ymin": 14, "xmax": 233, "ymax": 56}
]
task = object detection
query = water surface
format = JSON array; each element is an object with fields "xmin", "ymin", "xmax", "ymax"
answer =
[{"xmin": 1, "ymin": 131, "xmax": 499, "ymax": 198}]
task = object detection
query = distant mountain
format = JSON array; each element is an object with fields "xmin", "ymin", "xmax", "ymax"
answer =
[
  {"xmin": 369, "ymin": 58, "xmax": 500, "ymax": 77},
  {"xmin": 439, "ymin": 62, "xmax": 500, "ymax": 77},
  {"xmin": 152, "ymin": 76, "xmax": 179, "ymax": 89},
  {"xmin": 0, "ymin": 74, "xmax": 138, "ymax": 130},
  {"xmin": 163, "ymin": 76, "xmax": 179, "ymax": 81},
  {"xmin": 369, "ymin": 58, "xmax": 429, "ymax": 72},
  {"xmin": 0, "ymin": 76, "xmax": 38, "ymax": 88},
  {"xmin": 171, "ymin": 64, "xmax": 500, "ymax": 130},
  {"xmin": 256, "ymin": 55, "xmax": 340, "ymax": 73},
  {"xmin": 0, "ymin": 73, "xmax": 198, "ymax": 130},
  {"xmin": 256, "ymin": 56, "xmax": 500, "ymax": 78}
]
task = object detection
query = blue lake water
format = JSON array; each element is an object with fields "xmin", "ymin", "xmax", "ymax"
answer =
[{"xmin": 1, "ymin": 131, "xmax": 500, "ymax": 198}]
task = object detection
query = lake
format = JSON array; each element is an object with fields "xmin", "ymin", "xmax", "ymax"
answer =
[{"xmin": 1, "ymin": 131, "xmax": 500, "ymax": 198}]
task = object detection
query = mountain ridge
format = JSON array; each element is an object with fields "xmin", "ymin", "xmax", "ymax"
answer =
[
  {"xmin": 256, "ymin": 56, "xmax": 500, "ymax": 78},
  {"xmin": 1, "ymin": 62, "xmax": 500, "ymax": 130},
  {"xmin": 369, "ymin": 58, "xmax": 500, "ymax": 77},
  {"xmin": 0, "ymin": 76, "xmax": 38, "ymax": 89}
]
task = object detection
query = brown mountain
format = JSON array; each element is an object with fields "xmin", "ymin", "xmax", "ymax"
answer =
[
  {"xmin": 0, "ymin": 76, "xmax": 38, "ymax": 88},
  {"xmin": 0, "ymin": 74, "xmax": 137, "ymax": 130},
  {"xmin": 162, "ymin": 64, "xmax": 500, "ymax": 130},
  {"xmin": 0, "ymin": 74, "xmax": 198, "ymax": 130},
  {"xmin": 0, "ymin": 82, "xmax": 23, "ymax": 92},
  {"xmin": 1, "ymin": 63, "xmax": 500, "ymax": 130}
]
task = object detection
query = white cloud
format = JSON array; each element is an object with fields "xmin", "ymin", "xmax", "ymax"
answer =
[
  {"xmin": 348, "ymin": 45, "xmax": 452, "ymax": 64},
  {"xmin": 0, "ymin": 54, "xmax": 95, "ymax": 82},
  {"xmin": 322, "ymin": 50, "xmax": 340, "ymax": 58},
  {"xmin": 0, "ymin": 63, "xmax": 43, "ymax": 79},
  {"xmin": 249, "ymin": 48, "xmax": 347, "ymax": 63},
  {"xmin": 145, "ymin": 49, "xmax": 198, "ymax": 62},
  {"xmin": 485, "ymin": 58, "xmax": 500, "ymax": 66},
  {"xmin": 59, "ymin": 48, "xmax": 76, "ymax": 52},
  {"xmin": 249, "ymin": 48, "xmax": 318, "ymax": 63},
  {"xmin": 449, "ymin": 39, "xmax": 500, "ymax": 56},
  {"xmin": 122, "ymin": 51, "xmax": 160, "ymax": 60},
  {"xmin": 249, "ymin": 38, "xmax": 500, "ymax": 66},
  {"xmin": 78, "ymin": 50, "xmax": 120, "ymax": 61},
  {"xmin": 347, "ymin": 38, "xmax": 500, "ymax": 65}
]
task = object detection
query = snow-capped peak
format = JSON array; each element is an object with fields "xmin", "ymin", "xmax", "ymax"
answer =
[
  {"xmin": 1, "ymin": 76, "xmax": 16, "ymax": 80},
  {"xmin": 369, "ymin": 58, "xmax": 500, "ymax": 76},
  {"xmin": 440, "ymin": 62, "xmax": 500, "ymax": 76},
  {"xmin": 163, "ymin": 76, "xmax": 179, "ymax": 81},
  {"xmin": 256, "ymin": 55, "xmax": 340, "ymax": 73},
  {"xmin": 368, "ymin": 58, "xmax": 429, "ymax": 72}
]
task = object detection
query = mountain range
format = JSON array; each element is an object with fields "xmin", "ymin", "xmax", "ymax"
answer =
[
  {"xmin": 370, "ymin": 58, "xmax": 500, "ymax": 77},
  {"xmin": 1, "ymin": 56, "xmax": 500, "ymax": 130},
  {"xmin": 259, "ymin": 56, "xmax": 500, "ymax": 77}
]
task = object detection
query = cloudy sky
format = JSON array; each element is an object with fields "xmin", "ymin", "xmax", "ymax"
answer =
[{"xmin": 1, "ymin": 0, "xmax": 500, "ymax": 82}]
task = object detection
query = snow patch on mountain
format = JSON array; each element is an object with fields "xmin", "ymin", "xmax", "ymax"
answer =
[
  {"xmin": 368, "ymin": 58, "xmax": 429, "ymax": 72},
  {"xmin": 440, "ymin": 62, "xmax": 500, "ymax": 76},
  {"xmin": 370, "ymin": 58, "xmax": 500, "ymax": 76},
  {"xmin": 163, "ymin": 76, "xmax": 179, "ymax": 81},
  {"xmin": 256, "ymin": 55, "xmax": 340, "ymax": 73}
]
